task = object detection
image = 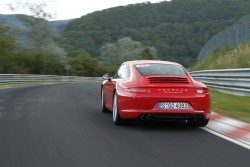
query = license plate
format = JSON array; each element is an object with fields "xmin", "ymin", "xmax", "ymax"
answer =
[{"xmin": 159, "ymin": 102, "xmax": 188, "ymax": 109}]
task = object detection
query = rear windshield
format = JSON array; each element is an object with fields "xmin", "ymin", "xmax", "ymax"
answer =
[{"xmin": 135, "ymin": 64, "xmax": 187, "ymax": 76}]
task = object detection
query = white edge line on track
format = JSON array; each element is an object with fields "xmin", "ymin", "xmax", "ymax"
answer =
[{"xmin": 201, "ymin": 127, "xmax": 250, "ymax": 150}]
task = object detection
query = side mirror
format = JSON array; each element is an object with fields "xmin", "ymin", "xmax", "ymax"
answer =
[{"xmin": 102, "ymin": 74, "xmax": 111, "ymax": 80}]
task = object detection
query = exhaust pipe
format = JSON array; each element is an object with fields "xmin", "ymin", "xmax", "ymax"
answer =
[
  {"xmin": 140, "ymin": 115, "xmax": 153, "ymax": 121},
  {"xmin": 192, "ymin": 115, "xmax": 203, "ymax": 121},
  {"xmin": 140, "ymin": 115, "xmax": 146, "ymax": 120},
  {"xmin": 145, "ymin": 115, "xmax": 152, "ymax": 120}
]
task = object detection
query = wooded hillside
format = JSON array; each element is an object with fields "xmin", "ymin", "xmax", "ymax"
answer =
[{"xmin": 62, "ymin": 0, "xmax": 250, "ymax": 66}]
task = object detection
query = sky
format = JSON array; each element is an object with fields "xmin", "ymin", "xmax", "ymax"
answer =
[{"xmin": 0, "ymin": 0, "xmax": 165, "ymax": 20}]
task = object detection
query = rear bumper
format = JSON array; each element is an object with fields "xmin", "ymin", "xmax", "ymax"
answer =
[
  {"xmin": 117, "ymin": 94, "xmax": 211, "ymax": 120},
  {"xmin": 120, "ymin": 109, "xmax": 210, "ymax": 121}
]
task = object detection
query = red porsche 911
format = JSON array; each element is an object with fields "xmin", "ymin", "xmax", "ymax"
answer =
[{"xmin": 101, "ymin": 60, "xmax": 211, "ymax": 126}]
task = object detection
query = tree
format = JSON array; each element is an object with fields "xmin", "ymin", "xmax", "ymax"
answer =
[
  {"xmin": 0, "ymin": 25, "xmax": 65, "ymax": 75},
  {"xmin": 68, "ymin": 54, "xmax": 107, "ymax": 77},
  {"xmin": 0, "ymin": 26, "xmax": 16, "ymax": 73},
  {"xmin": 8, "ymin": 0, "xmax": 54, "ymax": 20},
  {"xmin": 100, "ymin": 37, "xmax": 157, "ymax": 65},
  {"xmin": 8, "ymin": 0, "xmax": 66, "ymax": 60},
  {"xmin": 140, "ymin": 47, "xmax": 155, "ymax": 60},
  {"xmin": 0, "ymin": 26, "xmax": 15, "ymax": 55}
]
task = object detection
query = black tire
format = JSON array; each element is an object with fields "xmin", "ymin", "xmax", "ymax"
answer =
[
  {"xmin": 189, "ymin": 119, "xmax": 209, "ymax": 127},
  {"xmin": 101, "ymin": 88, "xmax": 110, "ymax": 113},
  {"xmin": 112, "ymin": 91, "xmax": 124, "ymax": 125}
]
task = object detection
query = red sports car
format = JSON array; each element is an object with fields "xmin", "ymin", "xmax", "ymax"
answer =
[{"xmin": 101, "ymin": 60, "xmax": 211, "ymax": 126}]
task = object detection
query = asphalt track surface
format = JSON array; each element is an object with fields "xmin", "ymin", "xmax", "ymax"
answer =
[{"xmin": 0, "ymin": 82, "xmax": 249, "ymax": 167}]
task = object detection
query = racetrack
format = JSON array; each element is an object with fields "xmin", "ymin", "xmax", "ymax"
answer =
[{"xmin": 0, "ymin": 82, "xmax": 249, "ymax": 167}]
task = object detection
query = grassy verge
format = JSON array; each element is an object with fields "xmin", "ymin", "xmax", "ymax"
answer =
[
  {"xmin": 191, "ymin": 41, "xmax": 250, "ymax": 71},
  {"xmin": 0, "ymin": 82, "xmax": 53, "ymax": 89},
  {"xmin": 211, "ymin": 90, "xmax": 250, "ymax": 123}
]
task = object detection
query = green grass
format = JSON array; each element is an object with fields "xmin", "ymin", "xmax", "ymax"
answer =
[
  {"xmin": 191, "ymin": 41, "xmax": 250, "ymax": 71},
  {"xmin": 211, "ymin": 90, "xmax": 250, "ymax": 123},
  {"xmin": 0, "ymin": 82, "xmax": 52, "ymax": 89}
]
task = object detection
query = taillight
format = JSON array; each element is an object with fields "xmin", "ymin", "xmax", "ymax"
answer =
[
  {"xmin": 196, "ymin": 87, "xmax": 209, "ymax": 94},
  {"xmin": 117, "ymin": 87, "xmax": 148, "ymax": 97},
  {"xmin": 124, "ymin": 88, "xmax": 148, "ymax": 93}
]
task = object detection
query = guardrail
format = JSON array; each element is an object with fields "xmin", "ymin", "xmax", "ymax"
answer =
[
  {"xmin": 1, "ymin": 71, "xmax": 249, "ymax": 97},
  {"xmin": 190, "ymin": 68, "xmax": 250, "ymax": 96},
  {"xmin": 0, "ymin": 74, "xmax": 102, "ymax": 84}
]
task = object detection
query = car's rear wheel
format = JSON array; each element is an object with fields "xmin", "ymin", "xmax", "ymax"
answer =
[
  {"xmin": 189, "ymin": 118, "xmax": 209, "ymax": 127},
  {"xmin": 101, "ymin": 88, "xmax": 109, "ymax": 113},
  {"xmin": 113, "ymin": 92, "xmax": 123, "ymax": 125}
]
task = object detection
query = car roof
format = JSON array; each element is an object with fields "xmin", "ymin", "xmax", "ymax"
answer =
[{"xmin": 124, "ymin": 60, "xmax": 182, "ymax": 66}]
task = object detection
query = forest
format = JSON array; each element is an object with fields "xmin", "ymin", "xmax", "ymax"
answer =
[
  {"xmin": 62, "ymin": 0, "xmax": 250, "ymax": 67},
  {"xmin": 1, "ymin": 0, "xmax": 250, "ymax": 76}
]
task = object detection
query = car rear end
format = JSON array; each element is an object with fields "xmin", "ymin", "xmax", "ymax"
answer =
[{"xmin": 117, "ymin": 61, "xmax": 211, "ymax": 125}]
